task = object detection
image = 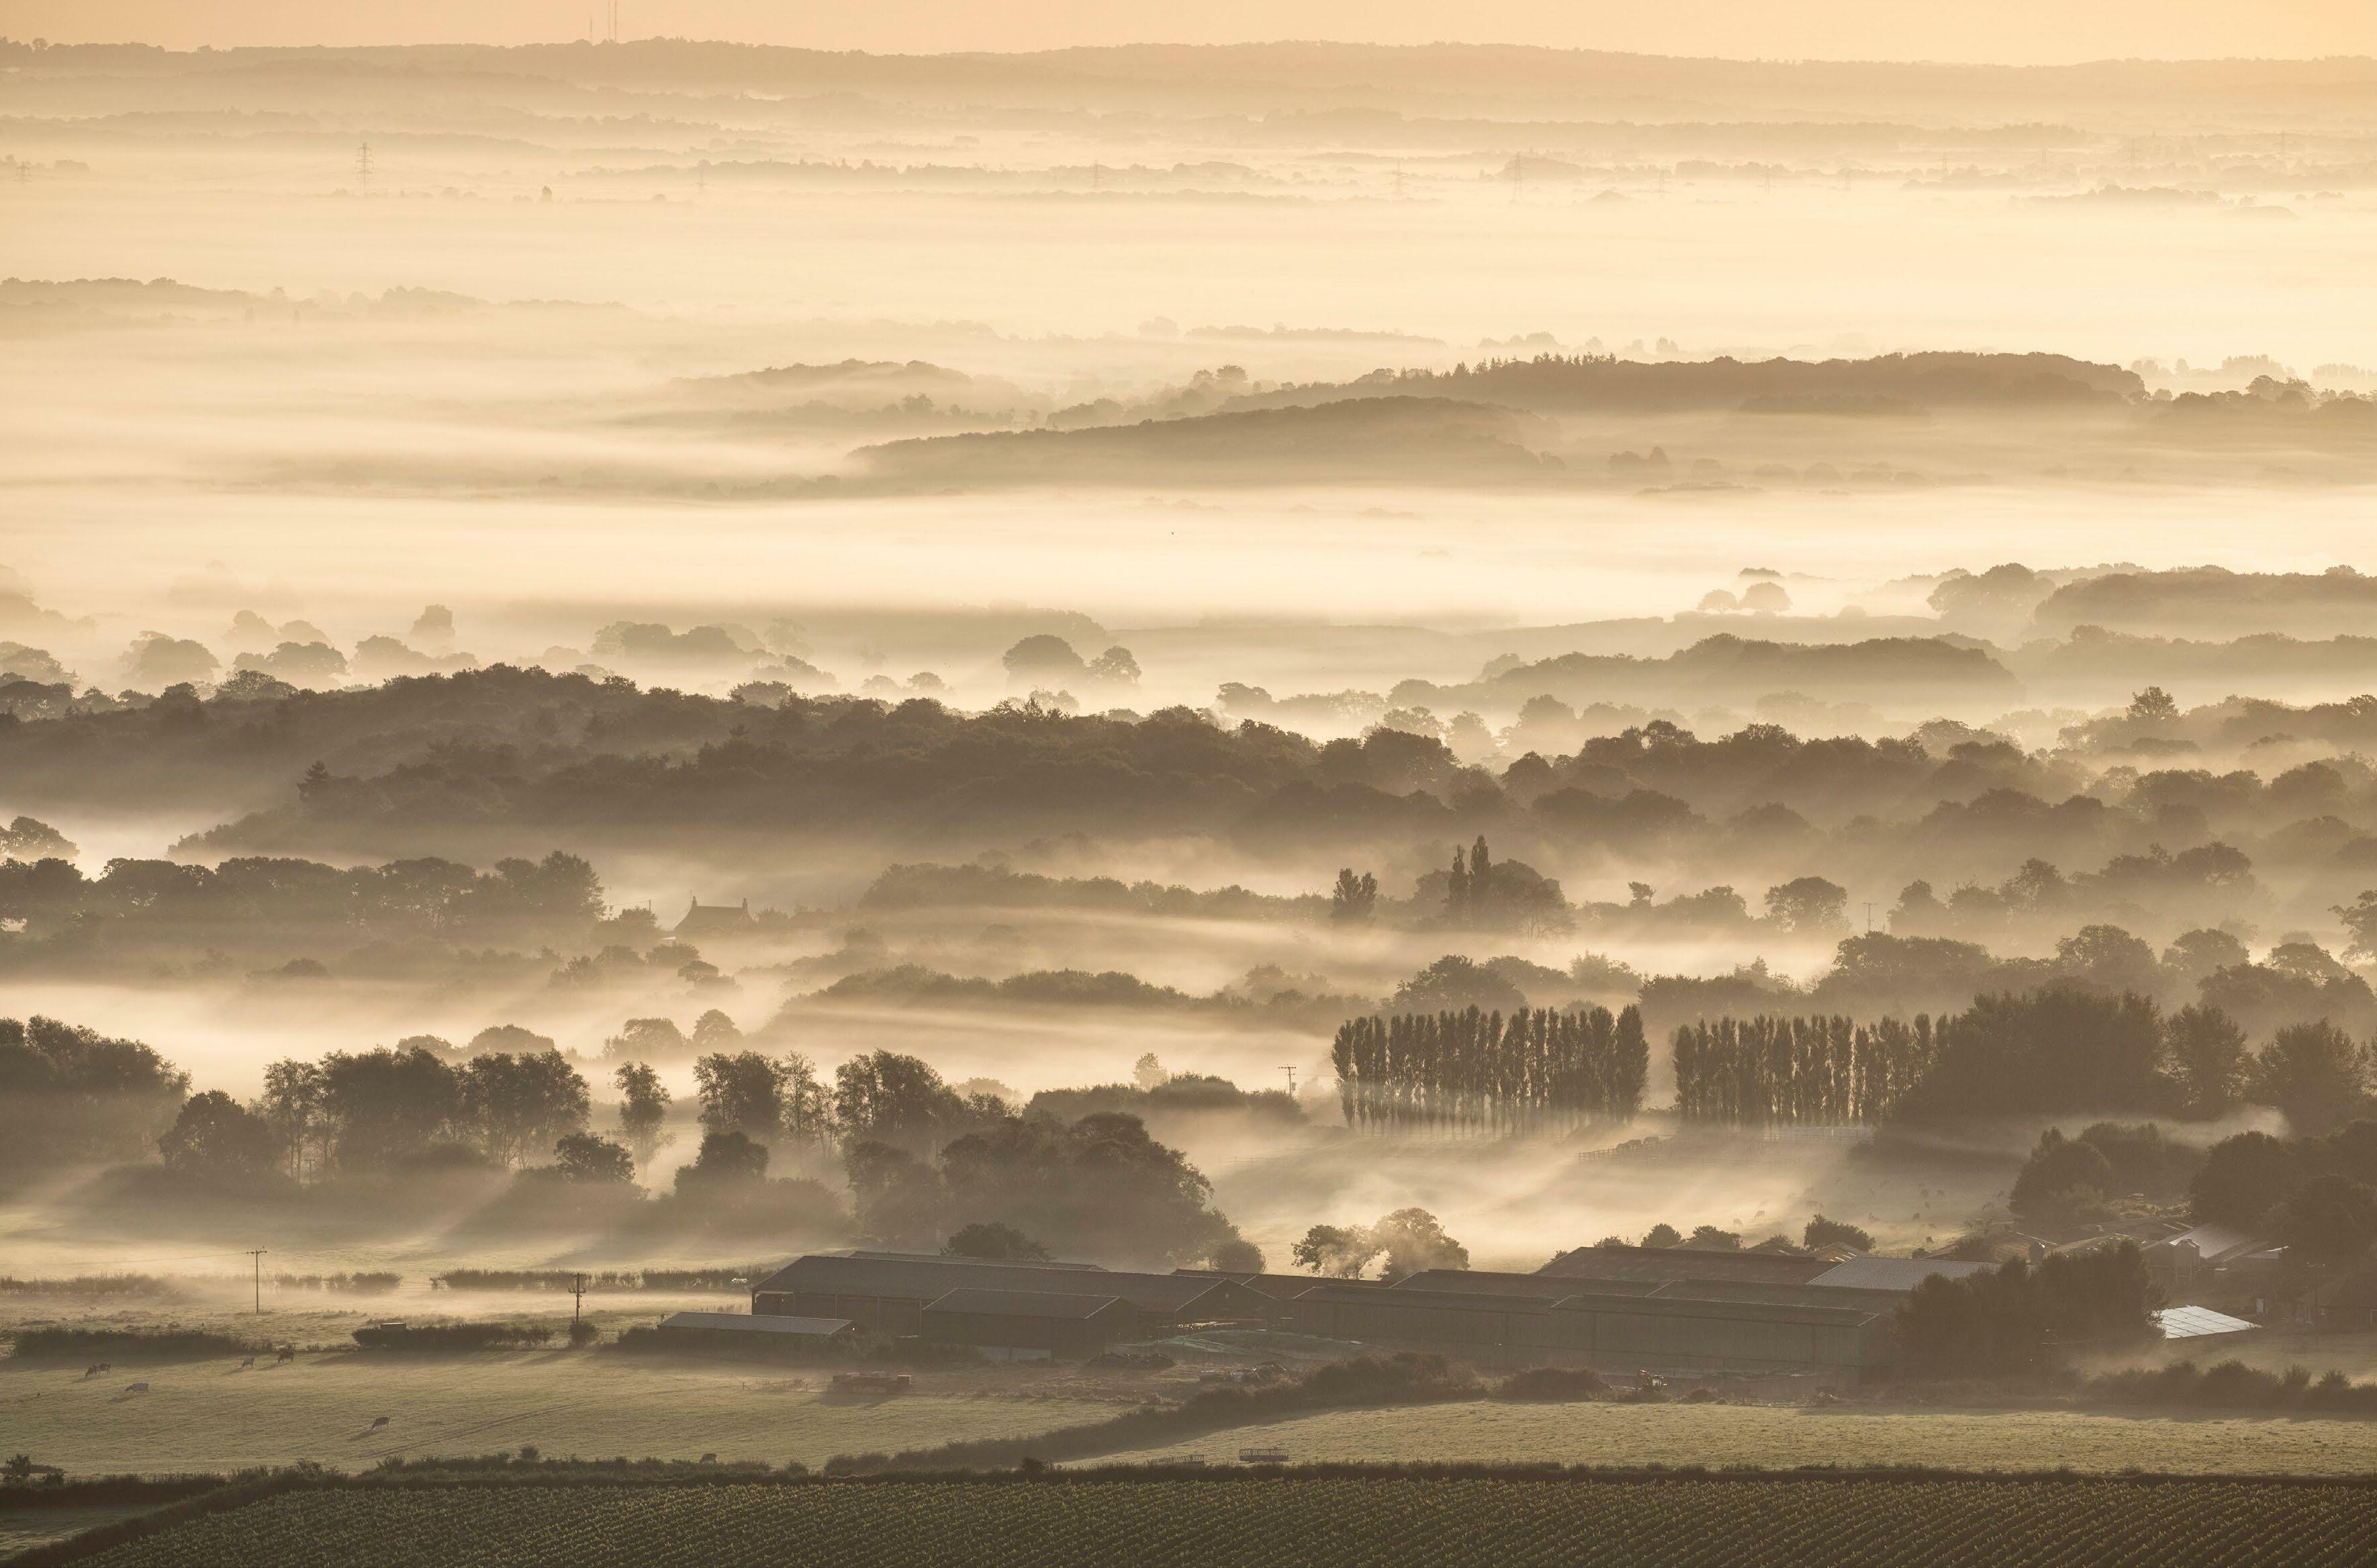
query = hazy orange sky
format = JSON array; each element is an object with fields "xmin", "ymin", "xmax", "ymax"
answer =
[{"xmin": 5, "ymin": 0, "xmax": 2373, "ymax": 63}]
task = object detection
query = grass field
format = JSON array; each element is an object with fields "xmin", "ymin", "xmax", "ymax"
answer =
[
  {"xmin": 1091, "ymin": 1399, "xmax": 2377, "ymax": 1476},
  {"xmin": 0, "ymin": 1506, "xmax": 154, "ymax": 1560},
  {"xmin": 0, "ymin": 1351, "xmax": 1121, "ymax": 1475},
  {"xmin": 46, "ymin": 1475, "xmax": 2377, "ymax": 1568}
]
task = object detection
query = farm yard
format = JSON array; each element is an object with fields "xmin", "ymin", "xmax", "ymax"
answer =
[
  {"xmin": 1090, "ymin": 1400, "xmax": 2377, "ymax": 1477},
  {"xmin": 35, "ymin": 1473, "xmax": 2377, "ymax": 1568},
  {"xmin": 0, "ymin": 1351, "xmax": 1122, "ymax": 1475}
]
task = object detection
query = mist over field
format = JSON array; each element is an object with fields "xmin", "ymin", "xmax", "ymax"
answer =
[{"xmin": 7, "ymin": 30, "xmax": 2377, "ymax": 1519}]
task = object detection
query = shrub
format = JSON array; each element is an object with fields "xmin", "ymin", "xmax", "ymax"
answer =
[{"xmin": 350, "ymin": 1322, "xmax": 555, "ymax": 1352}]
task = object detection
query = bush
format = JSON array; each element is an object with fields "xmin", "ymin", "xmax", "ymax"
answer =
[
  {"xmin": 8, "ymin": 1328, "xmax": 256, "ymax": 1361},
  {"xmin": 1495, "ymin": 1367, "xmax": 1611, "ymax": 1401},
  {"xmin": 350, "ymin": 1322, "xmax": 555, "ymax": 1352},
  {"xmin": 567, "ymin": 1320, "xmax": 600, "ymax": 1348}
]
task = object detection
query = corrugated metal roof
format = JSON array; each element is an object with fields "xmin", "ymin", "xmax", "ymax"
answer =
[
  {"xmin": 1649, "ymin": 1278, "xmax": 1906, "ymax": 1311},
  {"xmin": 841, "ymin": 1250, "xmax": 1107, "ymax": 1270},
  {"xmin": 1806, "ymin": 1256, "xmax": 1994, "ymax": 1292},
  {"xmin": 2155, "ymin": 1304, "xmax": 2259, "ymax": 1340},
  {"xmin": 923, "ymin": 1288, "xmax": 1131, "ymax": 1320},
  {"xmin": 1394, "ymin": 1269, "xmax": 1585, "ymax": 1297},
  {"xmin": 1536, "ymin": 1246, "xmax": 1834, "ymax": 1286},
  {"xmin": 1307, "ymin": 1285, "xmax": 1556, "ymax": 1311},
  {"xmin": 757, "ymin": 1253, "xmax": 1229, "ymax": 1311},
  {"xmin": 661, "ymin": 1311, "xmax": 853, "ymax": 1336},
  {"xmin": 1175, "ymin": 1269, "xmax": 1389, "ymax": 1298},
  {"xmin": 2145, "ymin": 1226, "xmax": 2265, "ymax": 1266},
  {"xmin": 1551, "ymin": 1291, "xmax": 1881, "ymax": 1329}
]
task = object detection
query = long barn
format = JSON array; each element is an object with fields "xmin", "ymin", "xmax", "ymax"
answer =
[{"xmin": 752, "ymin": 1252, "xmax": 1276, "ymax": 1338}]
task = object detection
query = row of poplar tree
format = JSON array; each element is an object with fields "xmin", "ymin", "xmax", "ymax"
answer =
[
  {"xmin": 1330, "ymin": 1005, "xmax": 1649, "ymax": 1133},
  {"xmin": 1330, "ymin": 1008, "xmax": 1943, "ymax": 1133},
  {"xmin": 1671, "ymin": 1014, "xmax": 1940, "ymax": 1127}
]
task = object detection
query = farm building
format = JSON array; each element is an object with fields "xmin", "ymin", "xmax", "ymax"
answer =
[
  {"xmin": 650, "ymin": 1311, "xmax": 859, "ymax": 1355},
  {"xmin": 1175, "ymin": 1267, "xmax": 1393, "ymax": 1302},
  {"xmin": 1804, "ymin": 1256, "xmax": 1992, "ymax": 1292},
  {"xmin": 752, "ymin": 1252, "xmax": 1276, "ymax": 1337},
  {"xmin": 920, "ymin": 1288, "xmax": 1138, "ymax": 1358},
  {"xmin": 1533, "ymin": 1246, "xmax": 1836, "ymax": 1287},
  {"xmin": 1291, "ymin": 1275, "xmax": 1897, "ymax": 1381}
]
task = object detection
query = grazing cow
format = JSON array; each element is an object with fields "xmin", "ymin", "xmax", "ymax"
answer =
[
  {"xmin": 124, "ymin": 1381, "xmax": 150, "ymax": 1393},
  {"xmin": 698, "ymin": 1453, "xmax": 717, "ymax": 1464},
  {"xmin": 276, "ymin": 1347, "xmax": 295, "ymax": 1363},
  {"xmin": 240, "ymin": 1356, "xmax": 257, "ymax": 1369},
  {"xmin": 371, "ymin": 1416, "xmax": 391, "ymax": 1428}
]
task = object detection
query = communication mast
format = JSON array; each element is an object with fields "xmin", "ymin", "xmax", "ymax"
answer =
[{"xmin": 355, "ymin": 140, "xmax": 373, "ymax": 189}]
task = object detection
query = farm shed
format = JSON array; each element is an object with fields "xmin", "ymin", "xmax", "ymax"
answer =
[
  {"xmin": 753, "ymin": 1252, "xmax": 1274, "ymax": 1336},
  {"xmin": 1546, "ymin": 1290, "xmax": 1891, "ymax": 1380},
  {"xmin": 1295, "ymin": 1279, "xmax": 1894, "ymax": 1379},
  {"xmin": 1805, "ymin": 1256, "xmax": 1993, "ymax": 1293},
  {"xmin": 920, "ymin": 1288, "xmax": 1137, "ymax": 1358},
  {"xmin": 1176, "ymin": 1268, "xmax": 1391, "ymax": 1302},
  {"xmin": 1534, "ymin": 1246, "xmax": 1835, "ymax": 1288},
  {"xmin": 649, "ymin": 1311, "xmax": 859, "ymax": 1357}
]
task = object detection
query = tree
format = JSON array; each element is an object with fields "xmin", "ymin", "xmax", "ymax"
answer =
[
  {"xmin": 2127, "ymin": 686, "xmax": 2179, "ymax": 723},
  {"xmin": 1368, "ymin": 1208, "xmax": 1471, "ymax": 1278},
  {"xmin": 612, "ymin": 1062, "xmax": 671, "ymax": 1168},
  {"xmin": 1642, "ymin": 1224, "xmax": 1684, "ymax": 1248},
  {"xmin": 692, "ymin": 1052, "xmax": 784, "ymax": 1140},
  {"xmin": 2190, "ymin": 1131, "xmax": 2302, "ymax": 1228},
  {"xmin": 156, "ymin": 1091, "xmax": 279, "ymax": 1181},
  {"xmin": 1763, "ymin": 876, "xmax": 1849, "ymax": 933},
  {"xmin": 457, "ymin": 1050, "xmax": 589, "ymax": 1168},
  {"xmin": 1389, "ymin": 955, "xmax": 1525, "ymax": 1015},
  {"xmin": 1292, "ymin": 1224, "xmax": 1382, "ymax": 1278},
  {"xmin": 317, "ymin": 1045, "xmax": 461, "ymax": 1170},
  {"xmin": 2274, "ymin": 1174, "xmax": 2377, "ymax": 1266},
  {"xmin": 2163, "ymin": 1004, "xmax": 2250, "ymax": 1117},
  {"xmin": 843, "ymin": 1140, "xmax": 947, "ymax": 1244},
  {"xmin": 2335, "ymin": 891, "xmax": 2377, "ymax": 963},
  {"xmin": 2163, "ymin": 928, "xmax": 2250, "ymax": 981},
  {"xmin": 943, "ymin": 1221, "xmax": 1050, "ymax": 1261},
  {"xmin": 257, "ymin": 1058, "xmax": 328, "ymax": 1182},
  {"xmin": 549, "ymin": 1131, "xmax": 635, "ymax": 1183},
  {"xmin": 673, "ymin": 1129, "xmax": 769, "ymax": 1192},
  {"xmin": 1898, "ymin": 1244, "xmax": 2159, "ymax": 1378},
  {"xmin": 1803, "ymin": 1215, "xmax": 1873, "ymax": 1252},
  {"xmin": 1687, "ymin": 1224, "xmax": 1742, "ymax": 1250},
  {"xmin": 1086, "ymin": 646, "xmax": 1141, "ymax": 685},
  {"xmin": 1000, "ymin": 635, "xmax": 1085, "ymax": 684},
  {"xmin": 2008, "ymin": 1127, "xmax": 2116, "ymax": 1224},
  {"xmin": 2254, "ymin": 1021, "xmax": 2372, "ymax": 1134},
  {"xmin": 1329, "ymin": 868, "xmax": 1379, "ymax": 924},
  {"xmin": 833, "ymin": 1050, "xmax": 983, "ymax": 1154},
  {"xmin": 1132, "ymin": 1053, "xmax": 1169, "ymax": 1092}
]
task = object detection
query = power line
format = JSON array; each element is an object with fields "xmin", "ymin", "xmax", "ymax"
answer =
[
  {"xmin": 246, "ymin": 1248, "xmax": 269, "ymax": 1315},
  {"xmin": 355, "ymin": 140, "xmax": 373, "ymax": 189}
]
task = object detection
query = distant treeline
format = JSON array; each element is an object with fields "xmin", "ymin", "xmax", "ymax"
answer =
[
  {"xmin": 1330, "ymin": 1005, "xmax": 1647, "ymax": 1133},
  {"xmin": 1225, "ymin": 351, "xmax": 2143, "ymax": 416},
  {"xmin": 436, "ymin": 1267, "xmax": 757, "ymax": 1291},
  {"xmin": 0, "ymin": 849, "xmax": 616, "ymax": 962},
  {"xmin": 858, "ymin": 861, "xmax": 1317, "ymax": 920}
]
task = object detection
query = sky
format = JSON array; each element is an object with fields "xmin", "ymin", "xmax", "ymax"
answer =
[{"xmin": 5, "ymin": 0, "xmax": 2374, "ymax": 64}]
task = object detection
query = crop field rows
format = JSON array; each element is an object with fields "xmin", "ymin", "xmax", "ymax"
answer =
[{"xmin": 50, "ymin": 1475, "xmax": 2377, "ymax": 1568}]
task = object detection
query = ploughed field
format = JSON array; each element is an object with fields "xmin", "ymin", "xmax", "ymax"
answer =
[{"xmin": 61, "ymin": 1475, "xmax": 2377, "ymax": 1568}]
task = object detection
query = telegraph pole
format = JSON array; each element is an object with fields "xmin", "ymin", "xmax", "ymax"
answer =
[
  {"xmin": 1280, "ymin": 1066, "xmax": 1298, "ymax": 1096},
  {"xmin": 247, "ymin": 1249, "xmax": 268, "ymax": 1315},
  {"xmin": 570, "ymin": 1271, "xmax": 588, "ymax": 1326}
]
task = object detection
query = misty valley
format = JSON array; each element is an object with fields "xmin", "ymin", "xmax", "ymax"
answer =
[{"xmin": 4, "ymin": 28, "xmax": 2377, "ymax": 1568}]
